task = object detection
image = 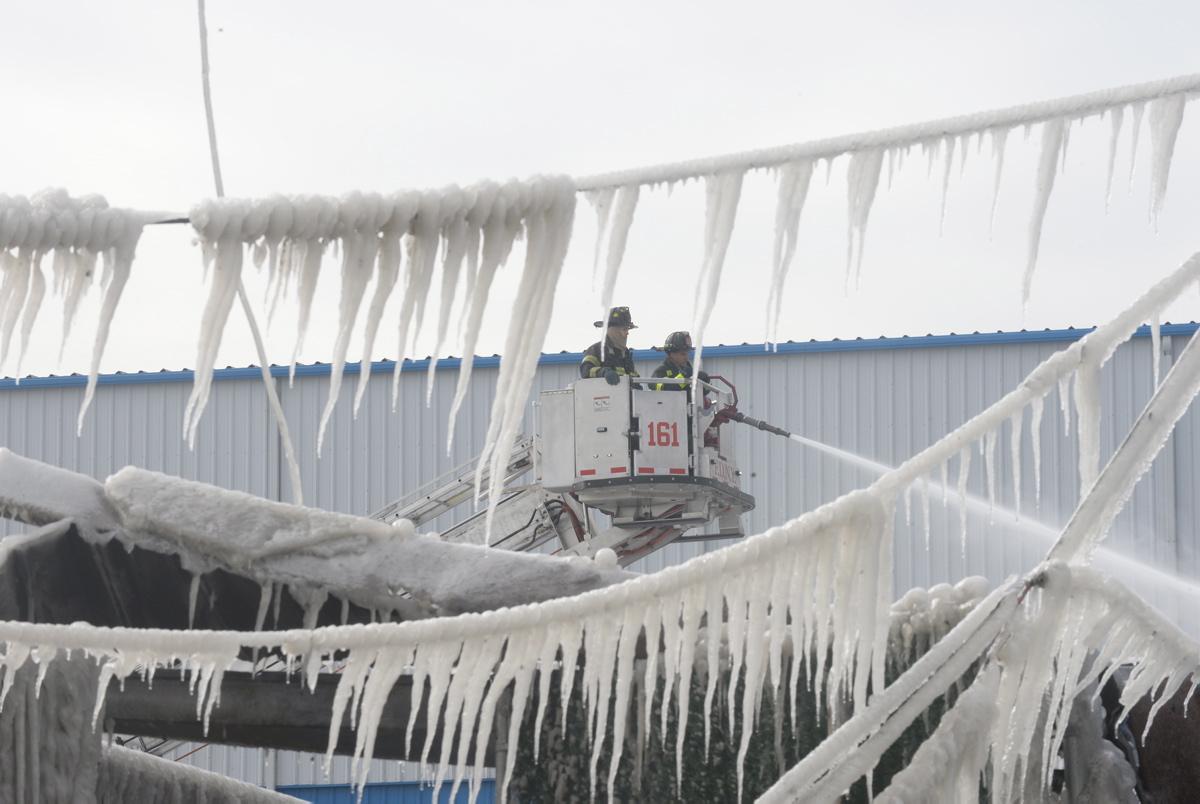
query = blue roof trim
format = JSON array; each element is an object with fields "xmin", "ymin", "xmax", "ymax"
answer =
[{"xmin": 3, "ymin": 323, "xmax": 1195, "ymax": 390}]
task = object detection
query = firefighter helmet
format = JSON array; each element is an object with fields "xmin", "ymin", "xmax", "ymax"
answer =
[
  {"xmin": 593, "ymin": 306, "xmax": 637, "ymax": 329},
  {"xmin": 660, "ymin": 331, "xmax": 693, "ymax": 353}
]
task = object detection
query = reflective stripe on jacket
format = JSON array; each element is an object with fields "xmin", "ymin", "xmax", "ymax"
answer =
[{"xmin": 580, "ymin": 338, "xmax": 638, "ymax": 379}]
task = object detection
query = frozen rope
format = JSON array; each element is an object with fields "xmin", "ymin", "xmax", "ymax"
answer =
[
  {"xmin": 574, "ymin": 72, "xmax": 1200, "ymax": 191},
  {"xmin": 195, "ymin": 0, "xmax": 303, "ymax": 505}
]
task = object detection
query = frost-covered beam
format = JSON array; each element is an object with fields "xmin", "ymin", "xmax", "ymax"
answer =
[
  {"xmin": 1047, "ymin": 321, "xmax": 1200, "ymax": 563},
  {"xmin": 104, "ymin": 465, "xmax": 631, "ymax": 617},
  {"xmin": 0, "ymin": 452, "xmax": 632, "ymax": 621},
  {"xmin": 0, "ymin": 448, "xmax": 119, "ymax": 534},
  {"xmin": 575, "ymin": 72, "xmax": 1200, "ymax": 191}
]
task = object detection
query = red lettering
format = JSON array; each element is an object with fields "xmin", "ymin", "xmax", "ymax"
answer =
[{"xmin": 646, "ymin": 421, "xmax": 680, "ymax": 448}]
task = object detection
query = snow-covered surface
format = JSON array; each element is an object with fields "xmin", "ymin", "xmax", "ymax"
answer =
[
  {"xmin": 0, "ymin": 656, "xmax": 103, "ymax": 803},
  {"xmin": 104, "ymin": 465, "xmax": 631, "ymax": 617},
  {"xmin": 98, "ymin": 744, "xmax": 300, "ymax": 802},
  {"xmin": 888, "ymin": 576, "xmax": 990, "ymax": 667},
  {"xmin": 0, "ymin": 447, "xmax": 119, "ymax": 537}
]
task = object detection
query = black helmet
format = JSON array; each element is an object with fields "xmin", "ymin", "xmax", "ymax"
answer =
[
  {"xmin": 594, "ymin": 306, "xmax": 637, "ymax": 329},
  {"xmin": 660, "ymin": 331, "xmax": 693, "ymax": 353}
]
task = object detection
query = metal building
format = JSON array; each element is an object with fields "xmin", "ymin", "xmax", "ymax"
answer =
[{"xmin": 1, "ymin": 324, "xmax": 1195, "ymax": 792}]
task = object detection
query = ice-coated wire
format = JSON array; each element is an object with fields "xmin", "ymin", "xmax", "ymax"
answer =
[
  {"xmin": 195, "ymin": 0, "xmax": 303, "ymax": 504},
  {"xmin": 575, "ymin": 73, "xmax": 1200, "ymax": 191}
]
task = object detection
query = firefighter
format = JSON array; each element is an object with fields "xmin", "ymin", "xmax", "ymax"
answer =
[
  {"xmin": 651, "ymin": 331, "xmax": 709, "ymax": 391},
  {"xmin": 580, "ymin": 306, "xmax": 639, "ymax": 384}
]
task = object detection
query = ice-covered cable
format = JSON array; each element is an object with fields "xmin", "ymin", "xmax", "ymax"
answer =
[
  {"xmin": 575, "ymin": 73, "xmax": 1200, "ymax": 191},
  {"xmin": 194, "ymin": 0, "xmax": 303, "ymax": 504}
]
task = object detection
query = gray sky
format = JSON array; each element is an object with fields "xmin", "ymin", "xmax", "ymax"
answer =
[{"xmin": 5, "ymin": 0, "xmax": 1200, "ymax": 377}]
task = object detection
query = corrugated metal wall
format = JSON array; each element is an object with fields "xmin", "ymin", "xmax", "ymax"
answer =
[{"xmin": 3, "ymin": 326, "xmax": 1198, "ymax": 788}]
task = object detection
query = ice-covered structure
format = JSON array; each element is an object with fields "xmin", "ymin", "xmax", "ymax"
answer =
[
  {"xmin": 2, "ymin": 248, "xmax": 1200, "ymax": 801},
  {"xmin": 5, "ymin": 17, "xmax": 1200, "ymax": 795}
]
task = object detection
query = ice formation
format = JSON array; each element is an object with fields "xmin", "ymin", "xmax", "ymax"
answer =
[
  {"xmin": 5, "ymin": 63, "xmax": 1200, "ymax": 800},
  {"xmin": 875, "ymin": 666, "xmax": 1000, "ymax": 803},
  {"xmin": 187, "ymin": 176, "xmax": 577, "ymax": 523},
  {"xmin": 473, "ymin": 176, "xmax": 576, "ymax": 535},
  {"xmin": 574, "ymin": 73, "xmax": 1198, "ymax": 318},
  {"xmin": 0, "ymin": 190, "xmax": 147, "ymax": 428},
  {"xmin": 0, "ymin": 248, "xmax": 1197, "ymax": 801},
  {"xmin": 689, "ymin": 170, "xmax": 743, "ymax": 382},
  {"xmin": 766, "ymin": 159, "xmax": 814, "ymax": 346},
  {"xmin": 588, "ymin": 183, "xmax": 640, "ymax": 354}
]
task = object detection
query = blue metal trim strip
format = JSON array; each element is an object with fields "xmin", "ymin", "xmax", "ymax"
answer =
[{"xmin": 3, "ymin": 324, "xmax": 1193, "ymax": 391}]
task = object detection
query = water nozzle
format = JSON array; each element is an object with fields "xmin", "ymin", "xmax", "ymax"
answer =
[{"xmin": 729, "ymin": 411, "xmax": 793, "ymax": 440}]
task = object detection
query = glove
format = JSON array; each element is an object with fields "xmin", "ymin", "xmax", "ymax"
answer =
[{"xmin": 603, "ymin": 368, "xmax": 621, "ymax": 385}]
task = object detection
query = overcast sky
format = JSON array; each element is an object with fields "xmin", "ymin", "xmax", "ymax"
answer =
[{"xmin": 5, "ymin": 1, "xmax": 1200, "ymax": 377}]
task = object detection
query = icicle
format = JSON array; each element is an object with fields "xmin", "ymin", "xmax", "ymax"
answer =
[
  {"xmin": 426, "ymin": 185, "xmax": 472, "ymax": 401},
  {"xmin": 1151, "ymin": 314, "xmax": 1162, "ymax": 386},
  {"xmin": 983, "ymin": 429, "xmax": 997, "ymax": 517},
  {"xmin": 1128, "ymin": 100, "xmax": 1146, "ymax": 189},
  {"xmin": 1022, "ymin": 118, "xmax": 1067, "ymax": 304},
  {"xmin": 183, "ymin": 199, "xmax": 247, "ymax": 448},
  {"xmin": 585, "ymin": 188, "xmax": 616, "ymax": 287},
  {"xmin": 1010, "ymin": 410, "xmax": 1023, "ymax": 516},
  {"xmin": 354, "ymin": 191, "xmax": 418, "ymax": 417},
  {"xmin": 15, "ymin": 249, "xmax": 46, "ymax": 377},
  {"xmin": 701, "ymin": 581, "xmax": 724, "ymax": 758},
  {"xmin": 919, "ymin": 479, "xmax": 931, "ymax": 550},
  {"xmin": 289, "ymin": 199, "xmax": 334, "ymax": 384},
  {"xmin": 956, "ymin": 447, "xmax": 971, "ymax": 562},
  {"xmin": 597, "ymin": 184, "xmax": 641, "ymax": 350},
  {"xmin": 903, "ymin": 483, "xmax": 913, "ymax": 527},
  {"xmin": 187, "ymin": 574, "xmax": 201, "ymax": 629},
  {"xmin": 316, "ymin": 193, "xmax": 386, "ymax": 456},
  {"xmin": 445, "ymin": 181, "xmax": 522, "ymax": 454},
  {"xmin": 253, "ymin": 583, "xmax": 271, "ymax": 633},
  {"xmin": 690, "ymin": 170, "xmax": 744, "ymax": 385},
  {"xmin": 1147, "ymin": 94, "xmax": 1187, "ymax": 227},
  {"xmin": 989, "ymin": 127, "xmax": 1010, "ymax": 233},
  {"xmin": 940, "ymin": 460, "xmax": 949, "ymax": 508},
  {"xmin": 605, "ymin": 607, "xmax": 644, "ymax": 804},
  {"xmin": 1060, "ymin": 119, "xmax": 1072, "ymax": 171},
  {"xmin": 1074, "ymin": 363, "xmax": 1101, "ymax": 494},
  {"xmin": 1104, "ymin": 105, "xmax": 1124, "ymax": 210},
  {"xmin": 390, "ymin": 190, "xmax": 443, "ymax": 410},
  {"xmin": 938, "ymin": 134, "xmax": 956, "ymax": 233},
  {"xmin": 1058, "ymin": 373, "xmax": 1072, "ymax": 437},
  {"xmin": 766, "ymin": 160, "xmax": 813, "ymax": 347},
  {"xmin": 476, "ymin": 177, "xmax": 575, "ymax": 542},
  {"xmin": 845, "ymin": 149, "xmax": 885, "ymax": 287}
]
